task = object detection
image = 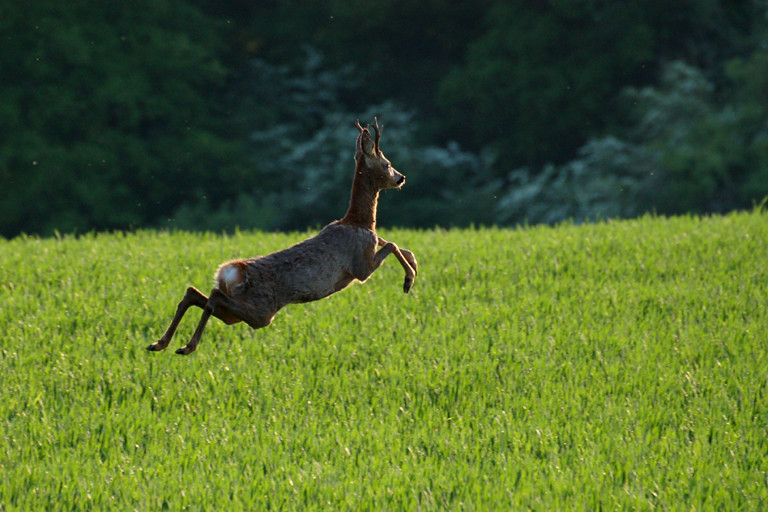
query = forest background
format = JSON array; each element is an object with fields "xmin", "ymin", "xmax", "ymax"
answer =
[{"xmin": 2, "ymin": 0, "xmax": 767, "ymax": 237}]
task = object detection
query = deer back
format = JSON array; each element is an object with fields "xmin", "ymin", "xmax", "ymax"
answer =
[{"xmin": 240, "ymin": 223, "xmax": 376, "ymax": 306}]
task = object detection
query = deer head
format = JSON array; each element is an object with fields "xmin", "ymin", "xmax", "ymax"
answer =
[{"xmin": 355, "ymin": 118, "xmax": 405, "ymax": 190}]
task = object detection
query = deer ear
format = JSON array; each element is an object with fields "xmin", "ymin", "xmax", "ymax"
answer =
[{"xmin": 355, "ymin": 121, "xmax": 375, "ymax": 159}]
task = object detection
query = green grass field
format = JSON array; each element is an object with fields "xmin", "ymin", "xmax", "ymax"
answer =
[{"xmin": 1, "ymin": 211, "xmax": 767, "ymax": 510}]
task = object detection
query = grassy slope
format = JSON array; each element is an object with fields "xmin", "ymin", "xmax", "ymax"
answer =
[{"xmin": 1, "ymin": 212, "xmax": 767, "ymax": 510}]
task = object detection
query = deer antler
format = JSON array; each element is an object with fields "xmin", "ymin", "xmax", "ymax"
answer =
[{"xmin": 372, "ymin": 117, "xmax": 381, "ymax": 154}]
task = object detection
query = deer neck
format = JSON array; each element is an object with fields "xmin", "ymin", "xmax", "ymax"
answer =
[{"xmin": 339, "ymin": 168, "xmax": 380, "ymax": 231}]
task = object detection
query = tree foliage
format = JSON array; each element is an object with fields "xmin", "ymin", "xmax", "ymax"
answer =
[
  {"xmin": 497, "ymin": 58, "xmax": 768, "ymax": 224},
  {"xmin": 0, "ymin": 0, "xmax": 766, "ymax": 236},
  {"xmin": 0, "ymin": 0, "xmax": 246, "ymax": 236},
  {"xmin": 171, "ymin": 53, "xmax": 499, "ymax": 232},
  {"xmin": 436, "ymin": 0, "xmax": 762, "ymax": 169},
  {"xmin": 438, "ymin": 1, "xmax": 653, "ymax": 167}
]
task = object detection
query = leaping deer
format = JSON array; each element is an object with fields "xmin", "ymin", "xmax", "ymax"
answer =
[{"xmin": 147, "ymin": 118, "xmax": 418, "ymax": 355}]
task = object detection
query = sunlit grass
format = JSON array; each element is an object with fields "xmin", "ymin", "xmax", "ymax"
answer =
[{"xmin": 1, "ymin": 211, "xmax": 767, "ymax": 510}]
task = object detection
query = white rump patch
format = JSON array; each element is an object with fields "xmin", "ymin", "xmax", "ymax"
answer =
[{"xmin": 215, "ymin": 262, "xmax": 244, "ymax": 295}]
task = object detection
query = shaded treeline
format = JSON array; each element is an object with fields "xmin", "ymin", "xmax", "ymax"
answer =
[{"xmin": 1, "ymin": 0, "xmax": 766, "ymax": 236}]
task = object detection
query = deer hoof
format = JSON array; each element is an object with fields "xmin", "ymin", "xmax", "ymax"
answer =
[
  {"xmin": 175, "ymin": 346, "xmax": 194, "ymax": 355},
  {"xmin": 403, "ymin": 277, "xmax": 414, "ymax": 294},
  {"xmin": 146, "ymin": 341, "xmax": 166, "ymax": 351}
]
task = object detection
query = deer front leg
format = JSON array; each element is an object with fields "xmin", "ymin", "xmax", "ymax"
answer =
[
  {"xmin": 398, "ymin": 247, "xmax": 418, "ymax": 278},
  {"xmin": 147, "ymin": 286, "xmax": 208, "ymax": 351},
  {"xmin": 376, "ymin": 237, "xmax": 418, "ymax": 293}
]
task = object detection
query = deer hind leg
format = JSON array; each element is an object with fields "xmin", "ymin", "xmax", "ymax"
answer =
[
  {"xmin": 147, "ymin": 286, "xmax": 208, "ymax": 351},
  {"xmin": 175, "ymin": 288, "xmax": 274, "ymax": 355},
  {"xmin": 147, "ymin": 286, "xmax": 243, "ymax": 353},
  {"xmin": 376, "ymin": 237, "xmax": 418, "ymax": 293}
]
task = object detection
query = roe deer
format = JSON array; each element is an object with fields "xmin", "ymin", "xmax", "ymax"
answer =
[{"xmin": 147, "ymin": 118, "xmax": 418, "ymax": 355}]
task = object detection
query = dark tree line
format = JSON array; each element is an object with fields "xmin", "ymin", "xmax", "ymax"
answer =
[{"xmin": 1, "ymin": 0, "xmax": 766, "ymax": 237}]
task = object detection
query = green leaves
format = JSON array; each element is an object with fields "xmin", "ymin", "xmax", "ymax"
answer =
[
  {"xmin": 0, "ymin": 0, "xmax": 244, "ymax": 237},
  {"xmin": 437, "ymin": 1, "xmax": 654, "ymax": 167}
]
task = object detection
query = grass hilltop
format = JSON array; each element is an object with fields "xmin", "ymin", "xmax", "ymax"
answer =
[{"xmin": 1, "ymin": 211, "xmax": 766, "ymax": 510}]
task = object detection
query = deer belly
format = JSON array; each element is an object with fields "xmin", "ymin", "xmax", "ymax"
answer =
[{"xmin": 288, "ymin": 270, "xmax": 354, "ymax": 304}]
